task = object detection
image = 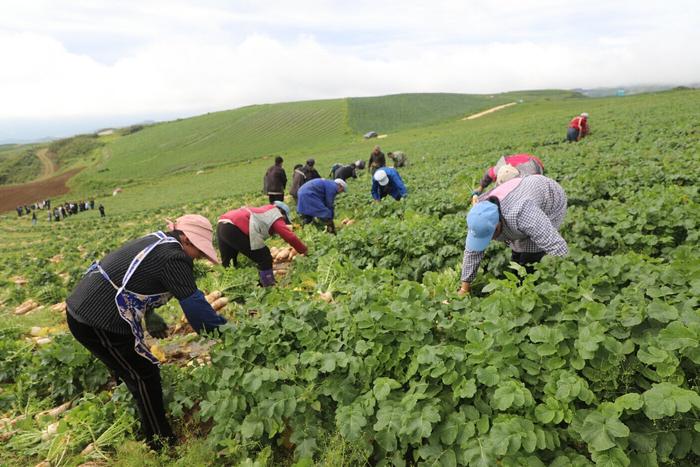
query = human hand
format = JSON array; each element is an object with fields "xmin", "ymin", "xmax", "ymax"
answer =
[{"xmin": 457, "ymin": 282, "xmax": 471, "ymax": 296}]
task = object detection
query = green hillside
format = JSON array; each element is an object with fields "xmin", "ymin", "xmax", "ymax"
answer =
[
  {"xmin": 74, "ymin": 99, "xmax": 351, "ymax": 191},
  {"xmin": 346, "ymin": 90, "xmax": 581, "ymax": 135},
  {"xmin": 0, "ymin": 145, "xmax": 41, "ymax": 185}
]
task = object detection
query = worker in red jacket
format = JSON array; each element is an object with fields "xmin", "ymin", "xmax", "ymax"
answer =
[
  {"xmin": 567, "ymin": 113, "xmax": 589, "ymax": 142},
  {"xmin": 473, "ymin": 154, "xmax": 545, "ymax": 195},
  {"xmin": 217, "ymin": 201, "xmax": 307, "ymax": 286}
]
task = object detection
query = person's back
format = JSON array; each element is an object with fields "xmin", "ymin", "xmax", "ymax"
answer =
[
  {"xmin": 388, "ymin": 151, "xmax": 407, "ymax": 168},
  {"xmin": 264, "ymin": 156, "xmax": 287, "ymax": 202},
  {"xmin": 297, "ymin": 179, "xmax": 336, "ymax": 218},
  {"xmin": 302, "ymin": 158, "xmax": 321, "ymax": 180},
  {"xmin": 334, "ymin": 164, "xmax": 357, "ymax": 181},
  {"xmin": 567, "ymin": 113, "xmax": 589, "ymax": 142},
  {"xmin": 368, "ymin": 146, "xmax": 386, "ymax": 172},
  {"xmin": 289, "ymin": 164, "xmax": 306, "ymax": 199}
]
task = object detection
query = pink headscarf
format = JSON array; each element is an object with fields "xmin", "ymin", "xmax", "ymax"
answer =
[{"xmin": 166, "ymin": 214, "xmax": 220, "ymax": 264}]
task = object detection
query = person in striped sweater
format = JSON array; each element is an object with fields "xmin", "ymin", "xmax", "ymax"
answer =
[{"xmin": 66, "ymin": 214, "xmax": 227, "ymax": 449}]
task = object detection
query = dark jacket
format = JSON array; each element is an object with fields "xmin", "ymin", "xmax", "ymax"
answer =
[
  {"xmin": 264, "ymin": 164, "xmax": 287, "ymax": 194},
  {"xmin": 334, "ymin": 165, "xmax": 357, "ymax": 181},
  {"xmin": 368, "ymin": 150, "xmax": 386, "ymax": 170},
  {"xmin": 302, "ymin": 165, "xmax": 321, "ymax": 181},
  {"xmin": 290, "ymin": 169, "xmax": 307, "ymax": 199}
]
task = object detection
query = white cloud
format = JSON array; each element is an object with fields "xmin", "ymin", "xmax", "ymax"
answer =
[{"xmin": 0, "ymin": 0, "xmax": 698, "ymax": 124}]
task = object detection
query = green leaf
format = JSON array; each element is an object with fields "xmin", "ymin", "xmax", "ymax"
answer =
[
  {"xmin": 591, "ymin": 447, "xmax": 631, "ymax": 467},
  {"xmin": 646, "ymin": 300, "xmax": 679, "ymax": 322},
  {"xmin": 336, "ymin": 404, "xmax": 367, "ymax": 441},
  {"xmin": 373, "ymin": 377, "xmax": 400, "ymax": 401},
  {"xmin": 642, "ymin": 382, "xmax": 700, "ymax": 420},
  {"xmin": 438, "ymin": 412, "xmax": 464, "ymax": 445},
  {"xmin": 614, "ymin": 393, "xmax": 643, "ymax": 412},
  {"xmin": 579, "ymin": 410, "xmax": 630, "ymax": 452},
  {"xmin": 476, "ymin": 366, "xmax": 500, "ymax": 387}
]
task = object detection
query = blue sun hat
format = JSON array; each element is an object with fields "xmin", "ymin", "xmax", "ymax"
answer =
[
  {"xmin": 466, "ymin": 201, "xmax": 500, "ymax": 252},
  {"xmin": 273, "ymin": 201, "xmax": 292, "ymax": 223}
]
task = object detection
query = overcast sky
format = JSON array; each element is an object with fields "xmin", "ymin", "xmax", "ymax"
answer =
[{"xmin": 1, "ymin": 0, "xmax": 698, "ymax": 140}]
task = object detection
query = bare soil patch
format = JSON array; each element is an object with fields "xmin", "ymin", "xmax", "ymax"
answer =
[{"xmin": 0, "ymin": 168, "xmax": 81, "ymax": 212}]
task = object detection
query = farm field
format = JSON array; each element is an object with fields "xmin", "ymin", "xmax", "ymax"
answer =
[{"xmin": 0, "ymin": 89, "xmax": 699, "ymax": 466}]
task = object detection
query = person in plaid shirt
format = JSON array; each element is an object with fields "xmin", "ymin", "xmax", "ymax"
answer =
[{"xmin": 459, "ymin": 175, "xmax": 568, "ymax": 295}]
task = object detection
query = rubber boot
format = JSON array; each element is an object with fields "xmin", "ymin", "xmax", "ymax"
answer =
[{"xmin": 259, "ymin": 269, "xmax": 275, "ymax": 287}]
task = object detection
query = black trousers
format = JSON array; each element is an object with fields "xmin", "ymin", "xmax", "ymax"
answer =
[
  {"xmin": 511, "ymin": 251, "xmax": 546, "ymax": 274},
  {"xmin": 268, "ymin": 193, "xmax": 284, "ymax": 204},
  {"xmin": 216, "ymin": 222, "xmax": 273, "ymax": 270},
  {"xmin": 67, "ymin": 312, "xmax": 173, "ymax": 447}
]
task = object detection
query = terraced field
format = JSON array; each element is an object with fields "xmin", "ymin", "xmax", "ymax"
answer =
[{"xmin": 76, "ymin": 99, "xmax": 351, "ymax": 190}]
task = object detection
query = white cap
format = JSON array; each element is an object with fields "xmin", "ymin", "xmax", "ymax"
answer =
[
  {"xmin": 495, "ymin": 164, "xmax": 519, "ymax": 186},
  {"xmin": 334, "ymin": 178, "xmax": 347, "ymax": 191},
  {"xmin": 374, "ymin": 169, "xmax": 389, "ymax": 186},
  {"xmin": 581, "ymin": 112, "xmax": 589, "ymax": 118}
]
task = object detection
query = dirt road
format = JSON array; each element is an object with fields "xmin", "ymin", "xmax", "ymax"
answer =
[
  {"xmin": 36, "ymin": 149, "xmax": 56, "ymax": 179},
  {"xmin": 463, "ymin": 102, "xmax": 517, "ymax": 120}
]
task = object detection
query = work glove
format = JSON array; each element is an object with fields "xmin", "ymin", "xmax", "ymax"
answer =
[{"xmin": 145, "ymin": 310, "xmax": 168, "ymax": 339}]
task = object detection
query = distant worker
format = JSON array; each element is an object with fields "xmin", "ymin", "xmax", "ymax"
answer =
[
  {"xmin": 459, "ymin": 175, "xmax": 568, "ymax": 295},
  {"xmin": 31, "ymin": 211, "xmax": 37, "ymax": 226},
  {"xmin": 302, "ymin": 158, "xmax": 321, "ymax": 181},
  {"xmin": 65, "ymin": 215, "xmax": 227, "ymax": 449},
  {"xmin": 387, "ymin": 151, "xmax": 407, "ymax": 168},
  {"xmin": 567, "ymin": 112, "xmax": 590, "ymax": 142},
  {"xmin": 332, "ymin": 162, "xmax": 363, "ymax": 181},
  {"xmin": 296, "ymin": 178, "xmax": 347, "ymax": 235},
  {"xmin": 289, "ymin": 164, "xmax": 306, "ymax": 201},
  {"xmin": 372, "ymin": 168, "xmax": 407, "ymax": 202},
  {"xmin": 473, "ymin": 154, "xmax": 545, "ymax": 195},
  {"xmin": 217, "ymin": 201, "xmax": 307, "ymax": 286},
  {"xmin": 98, "ymin": 204, "xmax": 105, "ymax": 217},
  {"xmin": 263, "ymin": 156, "xmax": 287, "ymax": 203},
  {"xmin": 368, "ymin": 146, "xmax": 386, "ymax": 173},
  {"xmin": 16, "ymin": 206, "xmax": 22, "ymax": 217}
]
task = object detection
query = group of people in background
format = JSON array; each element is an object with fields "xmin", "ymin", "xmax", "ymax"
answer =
[{"xmin": 16, "ymin": 198, "xmax": 105, "ymax": 225}]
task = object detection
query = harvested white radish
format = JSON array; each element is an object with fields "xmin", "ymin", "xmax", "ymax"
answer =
[
  {"xmin": 318, "ymin": 291, "xmax": 333, "ymax": 303},
  {"xmin": 211, "ymin": 297, "xmax": 229, "ymax": 311},
  {"xmin": 205, "ymin": 291, "xmax": 222, "ymax": 304}
]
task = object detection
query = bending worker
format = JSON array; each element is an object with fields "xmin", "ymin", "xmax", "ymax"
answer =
[
  {"xmin": 368, "ymin": 146, "xmax": 386, "ymax": 173},
  {"xmin": 567, "ymin": 112, "xmax": 590, "ymax": 142},
  {"xmin": 297, "ymin": 178, "xmax": 346, "ymax": 234},
  {"xmin": 473, "ymin": 153, "xmax": 544, "ymax": 195},
  {"xmin": 459, "ymin": 175, "xmax": 568, "ymax": 295},
  {"xmin": 217, "ymin": 201, "xmax": 307, "ymax": 286},
  {"xmin": 66, "ymin": 215, "xmax": 227, "ymax": 448},
  {"xmin": 372, "ymin": 168, "xmax": 407, "ymax": 202}
]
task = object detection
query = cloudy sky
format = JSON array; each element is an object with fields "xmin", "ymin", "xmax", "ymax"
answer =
[{"xmin": 1, "ymin": 0, "xmax": 698, "ymax": 140}]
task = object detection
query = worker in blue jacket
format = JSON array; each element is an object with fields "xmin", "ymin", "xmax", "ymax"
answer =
[
  {"xmin": 372, "ymin": 168, "xmax": 407, "ymax": 201},
  {"xmin": 296, "ymin": 178, "xmax": 347, "ymax": 234}
]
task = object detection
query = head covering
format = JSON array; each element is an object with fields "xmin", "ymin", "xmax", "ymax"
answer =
[
  {"xmin": 355, "ymin": 160, "xmax": 366, "ymax": 170},
  {"xmin": 306, "ymin": 158, "xmax": 315, "ymax": 166},
  {"xmin": 466, "ymin": 202, "xmax": 500, "ymax": 252},
  {"xmin": 374, "ymin": 169, "xmax": 389, "ymax": 186},
  {"xmin": 334, "ymin": 178, "xmax": 347, "ymax": 192},
  {"xmin": 495, "ymin": 164, "xmax": 519, "ymax": 186},
  {"xmin": 166, "ymin": 214, "xmax": 220, "ymax": 264},
  {"xmin": 273, "ymin": 200, "xmax": 292, "ymax": 224},
  {"xmin": 580, "ymin": 112, "xmax": 589, "ymax": 118}
]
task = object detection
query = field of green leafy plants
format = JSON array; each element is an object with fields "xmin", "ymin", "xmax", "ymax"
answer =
[{"xmin": 0, "ymin": 89, "xmax": 699, "ymax": 466}]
